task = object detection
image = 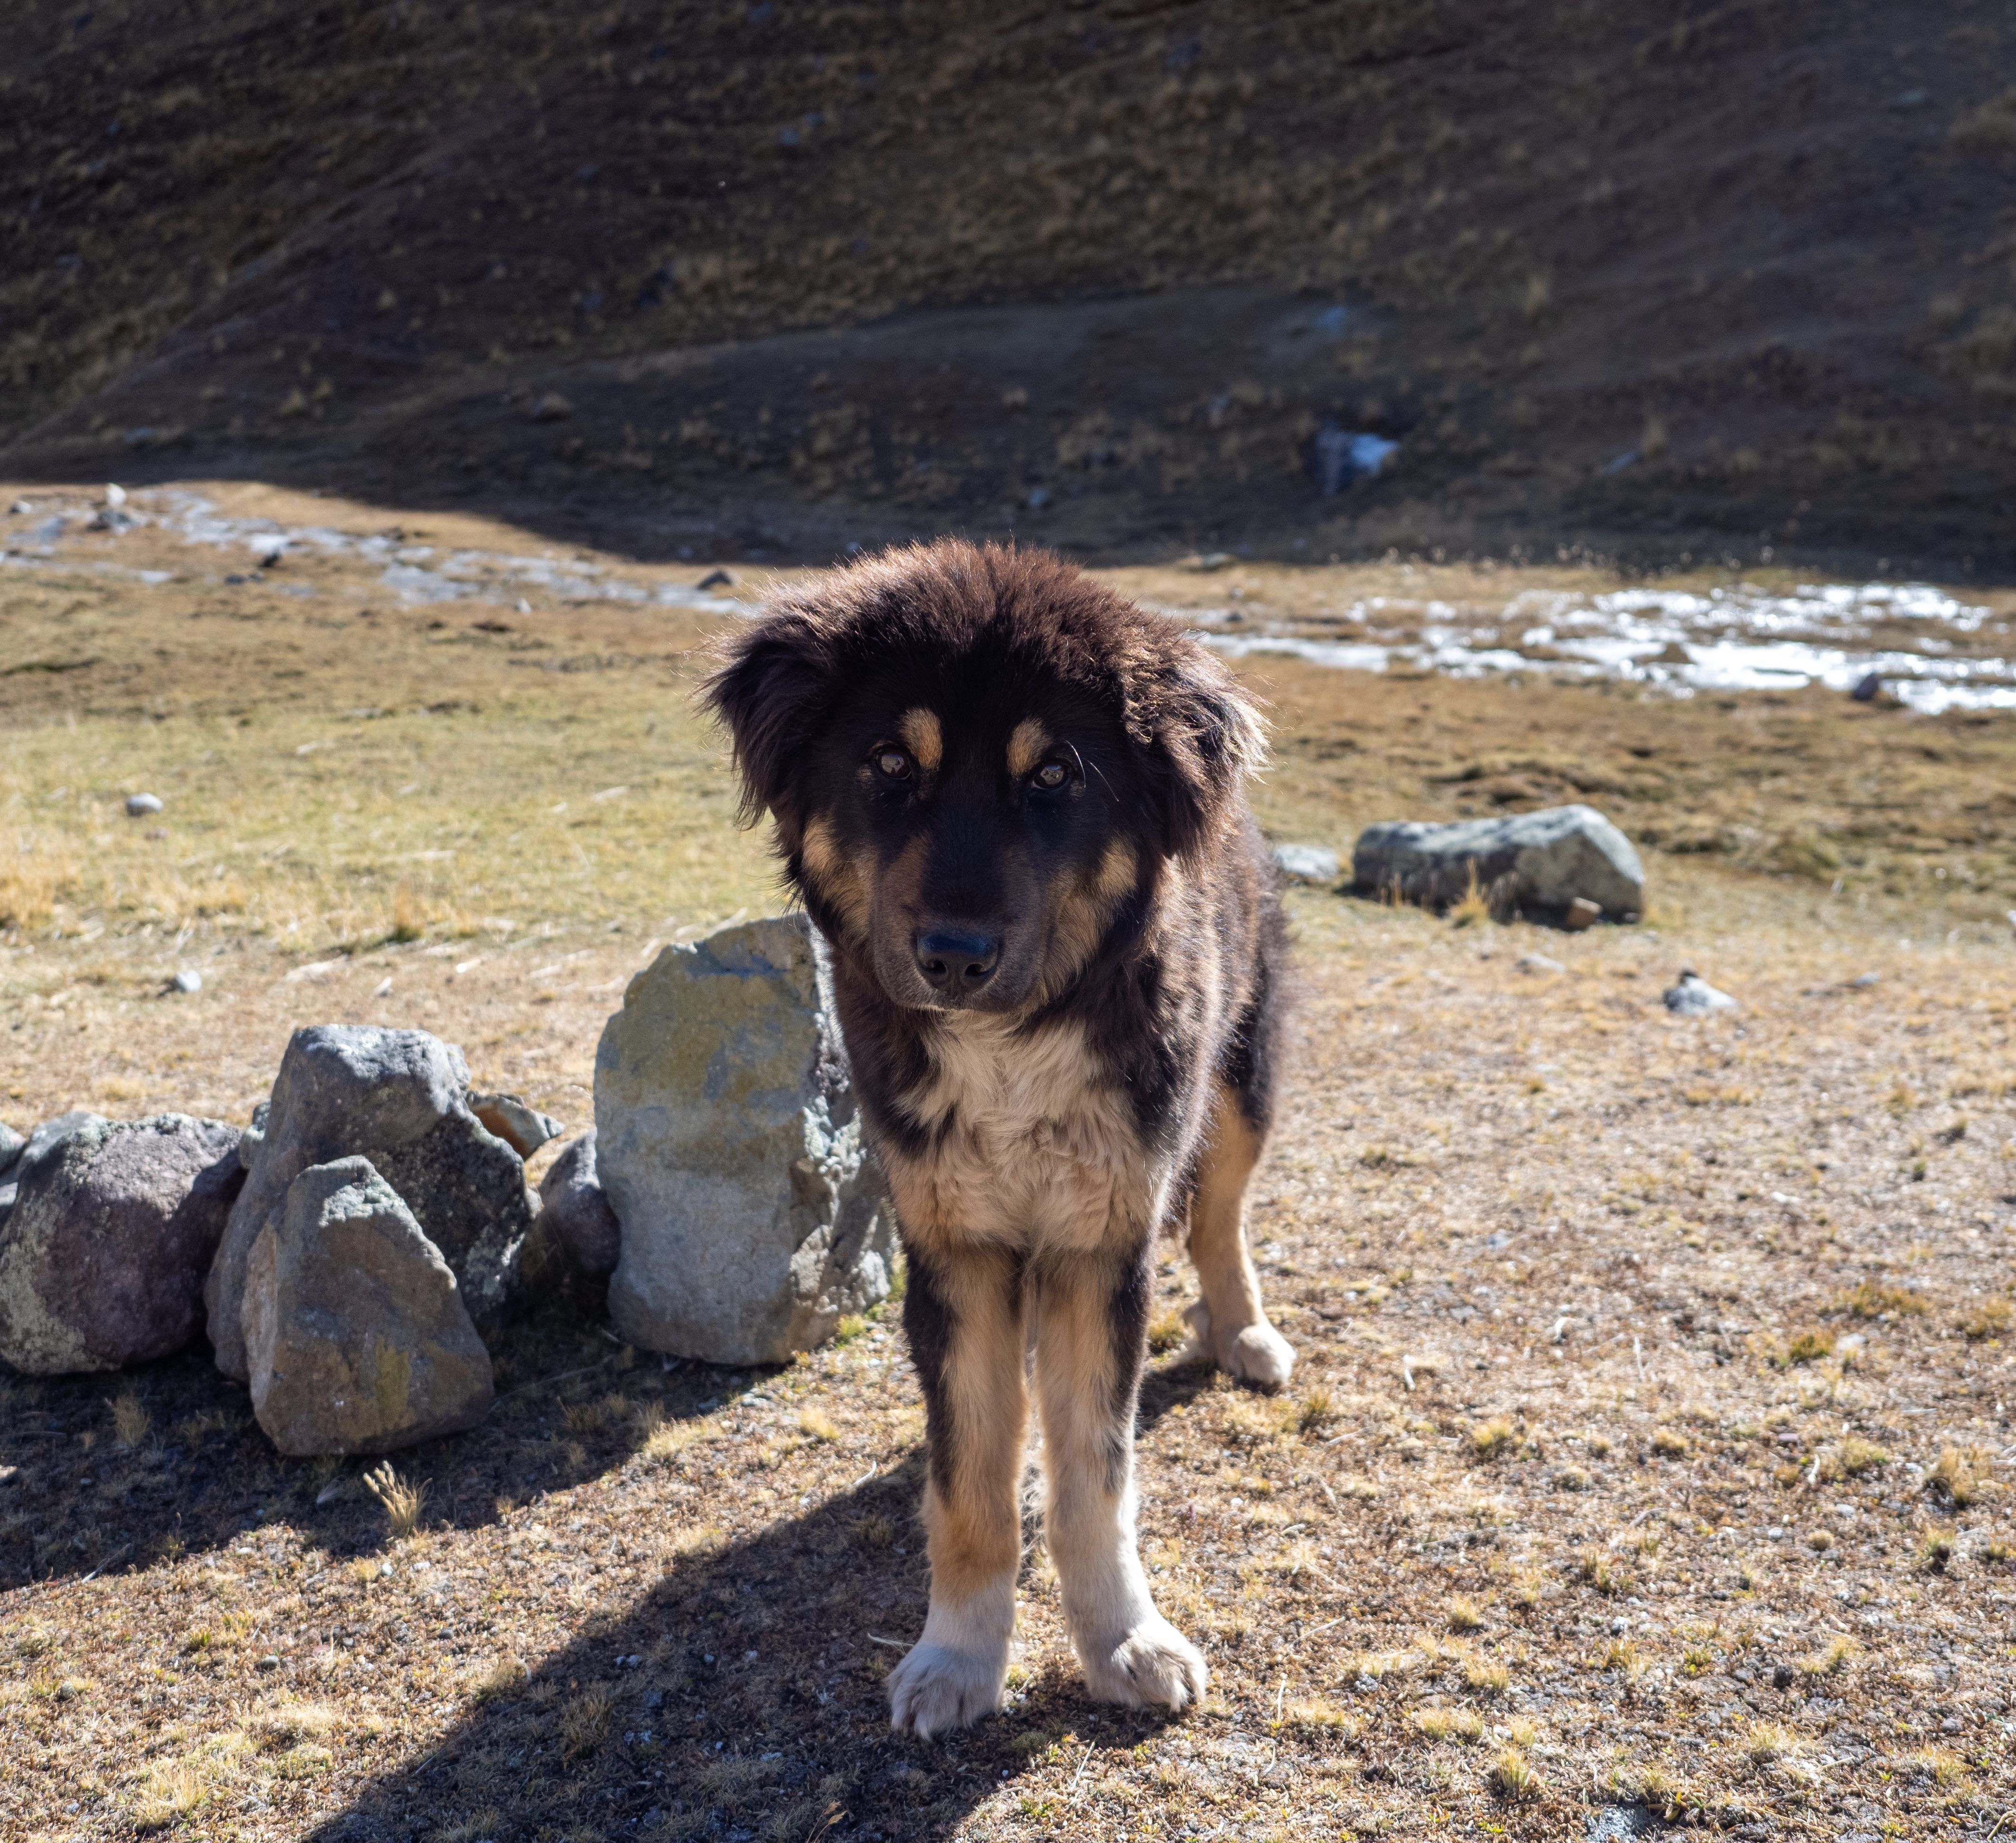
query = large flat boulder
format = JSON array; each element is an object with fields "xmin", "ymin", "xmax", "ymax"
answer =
[
  {"xmin": 597, "ymin": 914, "xmax": 895, "ymax": 1365},
  {"xmin": 0, "ymin": 1114, "xmax": 243, "ymax": 1374},
  {"xmin": 243, "ymin": 1157, "xmax": 494, "ymax": 1455},
  {"xmin": 1352, "ymin": 803, "xmax": 1645, "ymax": 919},
  {"xmin": 206, "ymin": 1026, "xmax": 533, "ymax": 1380}
]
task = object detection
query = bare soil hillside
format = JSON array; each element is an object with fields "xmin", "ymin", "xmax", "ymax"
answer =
[{"xmin": 4, "ymin": 3, "xmax": 2016, "ymax": 567}]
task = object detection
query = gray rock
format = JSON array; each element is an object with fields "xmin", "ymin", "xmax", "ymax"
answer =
[
  {"xmin": 0, "ymin": 1115, "xmax": 243, "ymax": 1373},
  {"xmin": 531, "ymin": 392, "xmax": 572, "ymax": 422},
  {"xmin": 0, "ymin": 1122, "xmax": 23, "ymax": 1180},
  {"xmin": 1352, "ymin": 803, "xmax": 1644, "ymax": 919},
  {"xmin": 1271, "ymin": 843, "xmax": 1341, "ymax": 885},
  {"xmin": 1662, "ymin": 969, "xmax": 1738, "ymax": 1017},
  {"xmin": 1515, "ymin": 952, "xmax": 1565, "ymax": 976},
  {"xmin": 468, "ymin": 1091, "xmax": 563, "ymax": 1159},
  {"xmin": 205, "ymin": 1026, "xmax": 533, "ymax": 1380},
  {"xmin": 125, "ymin": 793, "xmax": 163, "ymax": 817},
  {"xmin": 597, "ymin": 914, "xmax": 895, "ymax": 1365},
  {"xmin": 538, "ymin": 1131, "xmax": 621, "ymax": 1280},
  {"xmin": 243, "ymin": 1157, "xmax": 493, "ymax": 1455},
  {"xmin": 0, "ymin": 1111, "xmax": 105, "ymax": 1231},
  {"xmin": 696, "ymin": 566, "xmax": 736, "ymax": 591}
]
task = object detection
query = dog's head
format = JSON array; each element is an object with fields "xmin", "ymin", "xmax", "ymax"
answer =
[{"xmin": 704, "ymin": 540, "xmax": 1263, "ymax": 1014}]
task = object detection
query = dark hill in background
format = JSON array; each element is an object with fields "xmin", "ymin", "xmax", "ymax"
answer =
[{"xmin": 4, "ymin": 0, "xmax": 2015, "ymax": 567}]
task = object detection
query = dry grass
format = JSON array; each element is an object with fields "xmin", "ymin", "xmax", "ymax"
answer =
[
  {"xmin": 2, "ymin": 488, "xmax": 2014, "ymax": 1842},
  {"xmin": 361, "ymin": 1462, "xmax": 427, "ymax": 1539}
]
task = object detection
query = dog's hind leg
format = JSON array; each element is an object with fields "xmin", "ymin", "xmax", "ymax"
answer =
[
  {"xmin": 1183, "ymin": 1081, "xmax": 1295, "ymax": 1387},
  {"xmin": 1032, "ymin": 1241, "xmax": 1207, "ymax": 1713},
  {"xmin": 888, "ymin": 1242, "xmax": 1028, "ymax": 1738}
]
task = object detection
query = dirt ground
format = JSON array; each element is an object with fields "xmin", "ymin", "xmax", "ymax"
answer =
[{"xmin": 2, "ymin": 487, "xmax": 2015, "ymax": 1841}]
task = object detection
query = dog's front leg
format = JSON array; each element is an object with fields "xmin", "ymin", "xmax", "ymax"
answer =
[
  {"xmin": 1033, "ymin": 1243, "xmax": 1207, "ymax": 1713},
  {"xmin": 888, "ymin": 1241, "xmax": 1027, "ymax": 1737}
]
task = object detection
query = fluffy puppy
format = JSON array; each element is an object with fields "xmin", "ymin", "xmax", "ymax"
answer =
[{"xmin": 705, "ymin": 539, "xmax": 1292, "ymax": 1736}]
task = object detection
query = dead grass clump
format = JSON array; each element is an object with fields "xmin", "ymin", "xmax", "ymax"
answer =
[
  {"xmin": 851, "ymin": 1513, "xmax": 895, "ymax": 1550},
  {"xmin": 1463, "ymin": 1652, "xmax": 1509, "ymax": 1695},
  {"xmin": 1296, "ymin": 1386, "xmax": 1338, "ymax": 1434},
  {"xmin": 1225, "ymin": 1394, "xmax": 1299, "ymax": 1442},
  {"xmin": 249, "ymin": 1701, "xmax": 338, "ymax": 1749},
  {"xmin": 1927, "ymin": 1445, "xmax": 1986, "ymax": 1508},
  {"xmin": 1488, "ymin": 1746, "xmax": 1542, "ymax": 1799},
  {"xmin": 472, "ymin": 1656, "xmax": 531, "ymax": 1700},
  {"xmin": 797, "ymin": 1404, "xmax": 840, "ymax": 1442},
  {"xmin": 1921, "ymin": 1531, "xmax": 1955, "ymax": 1571},
  {"xmin": 1415, "ymin": 1706, "xmax": 1484, "ymax": 1743},
  {"xmin": 1650, "ymin": 1427, "xmax": 1690, "ymax": 1458},
  {"xmin": 1912, "ymin": 1746, "xmax": 1969, "ymax": 1787},
  {"xmin": 1553, "ymin": 1464, "xmax": 1591, "ymax": 1492},
  {"xmin": 558, "ymin": 1686, "xmax": 614, "ymax": 1758},
  {"xmin": 1146, "ymin": 1306, "xmax": 1189, "ymax": 1354},
  {"xmin": 1830, "ymin": 1281, "xmax": 1927, "ymax": 1320},
  {"xmin": 1448, "ymin": 864, "xmax": 1492, "ymax": 928},
  {"xmin": 1838, "ymin": 1436, "xmax": 1890, "ymax": 1477},
  {"xmin": 131, "ymin": 1764, "xmax": 207, "ymax": 1832},
  {"xmin": 1578, "ymin": 1548, "xmax": 1628, "ymax": 1595},
  {"xmin": 1778, "ymin": 1328, "xmax": 1834, "ymax": 1366},
  {"xmin": 1963, "ymin": 1298, "xmax": 2013, "ymax": 1340},
  {"xmin": 362, "ymin": 1461, "xmax": 427, "ymax": 1538},
  {"xmin": 1278, "ymin": 1697, "xmax": 1357, "ymax": 1736},
  {"xmin": 1796, "ymin": 1634, "xmax": 1857, "ymax": 1678},
  {"xmin": 1446, "ymin": 1596, "xmax": 1484, "ymax": 1633},
  {"xmin": 1743, "ymin": 1720, "xmax": 1804, "ymax": 1765},
  {"xmin": 1470, "ymin": 1415, "xmax": 1517, "ymax": 1458},
  {"xmin": 110, "ymin": 1389, "xmax": 151, "ymax": 1448}
]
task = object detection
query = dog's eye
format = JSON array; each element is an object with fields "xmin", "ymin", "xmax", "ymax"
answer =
[
  {"xmin": 872, "ymin": 747, "xmax": 914, "ymax": 781},
  {"xmin": 1030, "ymin": 758, "xmax": 1071, "ymax": 792}
]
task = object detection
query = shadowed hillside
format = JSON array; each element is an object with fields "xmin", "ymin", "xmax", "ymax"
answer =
[{"xmin": 4, "ymin": 1, "xmax": 2015, "ymax": 563}]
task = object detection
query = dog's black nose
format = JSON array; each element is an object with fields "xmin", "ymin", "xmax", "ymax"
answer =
[{"xmin": 914, "ymin": 928, "xmax": 1001, "ymax": 993}]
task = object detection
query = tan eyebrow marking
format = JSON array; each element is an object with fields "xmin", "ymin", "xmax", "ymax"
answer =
[
  {"xmin": 896, "ymin": 707, "xmax": 943, "ymax": 774},
  {"xmin": 1007, "ymin": 717, "xmax": 1052, "ymax": 780}
]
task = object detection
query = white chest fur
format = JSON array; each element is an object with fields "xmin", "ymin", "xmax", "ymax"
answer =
[{"xmin": 884, "ymin": 1013, "xmax": 1164, "ymax": 1254}]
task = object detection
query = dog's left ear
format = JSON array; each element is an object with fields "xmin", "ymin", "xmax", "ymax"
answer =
[
  {"xmin": 1131, "ymin": 639, "xmax": 1266, "ymax": 861},
  {"xmin": 702, "ymin": 607, "xmax": 836, "ymax": 828}
]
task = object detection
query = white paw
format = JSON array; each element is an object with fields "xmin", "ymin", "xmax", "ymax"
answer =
[
  {"xmin": 887, "ymin": 1641, "xmax": 1007, "ymax": 1738},
  {"xmin": 1078, "ymin": 1614, "xmax": 1208, "ymax": 1712},
  {"xmin": 1181, "ymin": 1300, "xmax": 1295, "ymax": 1388},
  {"xmin": 1225, "ymin": 1320, "xmax": 1296, "ymax": 1387}
]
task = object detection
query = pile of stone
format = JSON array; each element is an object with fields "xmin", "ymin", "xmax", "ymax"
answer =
[{"xmin": 0, "ymin": 914, "xmax": 894, "ymax": 1459}]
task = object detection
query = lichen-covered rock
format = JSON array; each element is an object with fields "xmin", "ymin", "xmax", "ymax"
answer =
[
  {"xmin": 0, "ymin": 1120, "xmax": 24, "ymax": 1179},
  {"xmin": 538, "ymin": 1130, "xmax": 621, "ymax": 1281},
  {"xmin": 206, "ymin": 1026, "xmax": 532, "ymax": 1380},
  {"xmin": 1352, "ymin": 803, "xmax": 1645, "ymax": 919},
  {"xmin": 597, "ymin": 914, "xmax": 894, "ymax": 1365},
  {"xmin": 0, "ymin": 1114, "xmax": 243, "ymax": 1374},
  {"xmin": 243, "ymin": 1157, "xmax": 493, "ymax": 1455}
]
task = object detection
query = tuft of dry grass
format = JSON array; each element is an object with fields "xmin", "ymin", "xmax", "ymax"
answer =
[
  {"xmin": 1963, "ymin": 1297, "xmax": 2013, "ymax": 1340},
  {"xmin": 1650, "ymin": 1427, "xmax": 1689, "ymax": 1458},
  {"xmin": 1446, "ymin": 1596, "xmax": 1484, "ymax": 1633},
  {"xmin": 362, "ymin": 1461, "xmax": 427, "ymax": 1539},
  {"xmin": 1295, "ymin": 1386, "xmax": 1337, "ymax": 1434},
  {"xmin": 1488, "ymin": 1745, "xmax": 1542, "ymax": 1799},
  {"xmin": 1470, "ymin": 1416, "xmax": 1517, "ymax": 1458},
  {"xmin": 471, "ymin": 1656, "xmax": 530, "ymax": 1701},
  {"xmin": 558, "ymin": 1686, "xmax": 614, "ymax": 1759},
  {"xmin": 1146, "ymin": 1306, "xmax": 1189, "ymax": 1354},
  {"xmin": 131, "ymin": 1764, "xmax": 207, "ymax": 1833},
  {"xmin": 110, "ymin": 1389, "xmax": 152, "ymax": 1448},
  {"xmin": 797, "ymin": 1404, "xmax": 840, "ymax": 1442},
  {"xmin": 1781, "ymin": 1328, "xmax": 1834, "ymax": 1366},
  {"xmin": 1831, "ymin": 1281, "xmax": 1928, "ymax": 1320},
  {"xmin": 1928, "ymin": 1445, "xmax": 1986, "ymax": 1508},
  {"xmin": 1416, "ymin": 1706, "xmax": 1485, "ymax": 1743},
  {"xmin": 1447, "ymin": 863, "xmax": 1493, "ymax": 928},
  {"xmin": 1463, "ymin": 1652, "xmax": 1510, "ymax": 1694},
  {"xmin": 1797, "ymin": 1634, "xmax": 1858, "ymax": 1678},
  {"xmin": 1578, "ymin": 1548, "xmax": 1628, "ymax": 1596}
]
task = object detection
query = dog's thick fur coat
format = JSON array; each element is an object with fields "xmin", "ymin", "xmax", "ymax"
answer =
[{"xmin": 706, "ymin": 541, "xmax": 1291, "ymax": 1734}]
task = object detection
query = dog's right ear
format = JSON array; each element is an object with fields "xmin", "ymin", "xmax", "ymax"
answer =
[{"xmin": 701, "ymin": 609, "xmax": 836, "ymax": 827}]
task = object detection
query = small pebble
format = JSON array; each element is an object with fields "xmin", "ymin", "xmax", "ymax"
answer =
[
  {"xmin": 1563, "ymin": 896, "xmax": 1601, "ymax": 931},
  {"xmin": 171, "ymin": 969, "xmax": 202, "ymax": 994},
  {"xmin": 125, "ymin": 793, "xmax": 163, "ymax": 816},
  {"xmin": 1662, "ymin": 968, "xmax": 1737, "ymax": 1016},
  {"xmin": 1515, "ymin": 952, "xmax": 1564, "ymax": 975},
  {"xmin": 696, "ymin": 567, "xmax": 736, "ymax": 590},
  {"xmin": 531, "ymin": 392, "xmax": 572, "ymax": 422},
  {"xmin": 373, "ymin": 976, "xmax": 394, "ymax": 998},
  {"xmin": 256, "ymin": 1654, "xmax": 281, "ymax": 1673}
]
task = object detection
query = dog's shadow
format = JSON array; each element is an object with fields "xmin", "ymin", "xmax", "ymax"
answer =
[{"xmin": 310, "ymin": 1445, "xmax": 1200, "ymax": 1843}]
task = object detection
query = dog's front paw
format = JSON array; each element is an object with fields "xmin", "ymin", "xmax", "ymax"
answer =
[
  {"xmin": 1079, "ymin": 1614, "xmax": 1208, "ymax": 1713},
  {"xmin": 1182, "ymin": 1300, "xmax": 1295, "ymax": 1388},
  {"xmin": 887, "ymin": 1640, "xmax": 1007, "ymax": 1738}
]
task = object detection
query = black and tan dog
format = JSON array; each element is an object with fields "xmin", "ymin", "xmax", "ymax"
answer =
[{"xmin": 706, "ymin": 539, "xmax": 1293, "ymax": 1735}]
